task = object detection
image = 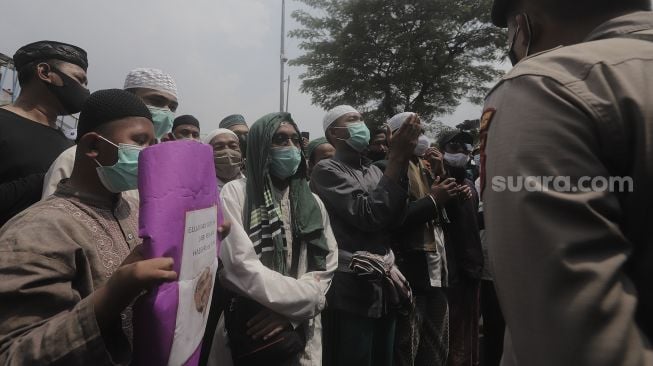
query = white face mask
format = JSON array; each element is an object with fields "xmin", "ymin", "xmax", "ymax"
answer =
[
  {"xmin": 414, "ymin": 135, "xmax": 430, "ymax": 157},
  {"xmin": 473, "ymin": 154, "xmax": 481, "ymax": 166},
  {"xmin": 444, "ymin": 152, "xmax": 470, "ymax": 168}
]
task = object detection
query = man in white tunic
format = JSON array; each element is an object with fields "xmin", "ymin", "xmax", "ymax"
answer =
[{"xmin": 208, "ymin": 112, "xmax": 338, "ymax": 366}]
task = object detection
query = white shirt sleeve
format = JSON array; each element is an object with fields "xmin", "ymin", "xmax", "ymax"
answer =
[
  {"xmin": 42, "ymin": 146, "xmax": 77, "ymax": 199},
  {"xmin": 218, "ymin": 179, "xmax": 337, "ymax": 322}
]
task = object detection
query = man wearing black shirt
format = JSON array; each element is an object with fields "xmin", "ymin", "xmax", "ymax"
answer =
[{"xmin": 0, "ymin": 41, "xmax": 89, "ymax": 226}]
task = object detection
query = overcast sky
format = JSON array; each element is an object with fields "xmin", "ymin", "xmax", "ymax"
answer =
[{"xmin": 1, "ymin": 0, "xmax": 497, "ymax": 139}]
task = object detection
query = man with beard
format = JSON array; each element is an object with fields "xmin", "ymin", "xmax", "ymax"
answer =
[{"xmin": 202, "ymin": 128, "xmax": 244, "ymax": 193}]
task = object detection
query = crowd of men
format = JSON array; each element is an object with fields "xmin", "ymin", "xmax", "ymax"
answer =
[{"xmin": 0, "ymin": 0, "xmax": 652, "ymax": 365}]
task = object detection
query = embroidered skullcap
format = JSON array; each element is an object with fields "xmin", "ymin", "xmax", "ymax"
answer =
[
  {"xmin": 13, "ymin": 40, "xmax": 88, "ymax": 71},
  {"xmin": 202, "ymin": 128, "xmax": 238, "ymax": 145},
  {"xmin": 306, "ymin": 137, "xmax": 330, "ymax": 162},
  {"xmin": 322, "ymin": 105, "xmax": 359, "ymax": 131},
  {"xmin": 123, "ymin": 68, "xmax": 178, "ymax": 99},
  {"xmin": 77, "ymin": 89, "xmax": 152, "ymax": 142},
  {"xmin": 219, "ymin": 114, "xmax": 247, "ymax": 129},
  {"xmin": 173, "ymin": 115, "xmax": 200, "ymax": 130}
]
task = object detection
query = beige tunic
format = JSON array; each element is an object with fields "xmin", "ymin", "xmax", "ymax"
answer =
[{"xmin": 0, "ymin": 181, "xmax": 140, "ymax": 365}]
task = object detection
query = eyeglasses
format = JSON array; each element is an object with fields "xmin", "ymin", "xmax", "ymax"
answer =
[
  {"xmin": 271, "ymin": 134, "xmax": 301, "ymax": 145},
  {"xmin": 446, "ymin": 142, "xmax": 472, "ymax": 153}
]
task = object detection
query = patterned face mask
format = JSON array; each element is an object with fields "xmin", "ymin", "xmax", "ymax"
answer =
[{"xmin": 213, "ymin": 149, "xmax": 243, "ymax": 180}]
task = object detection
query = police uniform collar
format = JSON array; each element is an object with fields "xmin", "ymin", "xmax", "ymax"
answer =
[{"xmin": 584, "ymin": 11, "xmax": 653, "ymax": 42}]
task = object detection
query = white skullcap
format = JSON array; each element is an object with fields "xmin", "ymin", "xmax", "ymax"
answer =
[
  {"xmin": 387, "ymin": 112, "xmax": 415, "ymax": 132},
  {"xmin": 123, "ymin": 68, "xmax": 178, "ymax": 99},
  {"xmin": 322, "ymin": 105, "xmax": 359, "ymax": 131},
  {"xmin": 202, "ymin": 128, "xmax": 238, "ymax": 144}
]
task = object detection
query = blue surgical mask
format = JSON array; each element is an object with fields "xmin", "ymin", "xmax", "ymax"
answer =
[
  {"xmin": 334, "ymin": 122, "xmax": 370, "ymax": 152},
  {"xmin": 95, "ymin": 136, "xmax": 144, "ymax": 193},
  {"xmin": 147, "ymin": 106, "xmax": 174, "ymax": 140},
  {"xmin": 269, "ymin": 146, "xmax": 302, "ymax": 179}
]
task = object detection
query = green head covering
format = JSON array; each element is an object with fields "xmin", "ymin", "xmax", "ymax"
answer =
[
  {"xmin": 219, "ymin": 114, "xmax": 247, "ymax": 129},
  {"xmin": 306, "ymin": 137, "xmax": 329, "ymax": 163},
  {"xmin": 244, "ymin": 112, "xmax": 329, "ymax": 275}
]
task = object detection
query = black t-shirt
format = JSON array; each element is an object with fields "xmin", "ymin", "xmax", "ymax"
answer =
[{"xmin": 0, "ymin": 108, "xmax": 73, "ymax": 226}]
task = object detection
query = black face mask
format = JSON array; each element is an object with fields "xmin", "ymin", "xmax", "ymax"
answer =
[
  {"xmin": 46, "ymin": 68, "xmax": 90, "ymax": 115},
  {"xmin": 507, "ymin": 13, "xmax": 533, "ymax": 66}
]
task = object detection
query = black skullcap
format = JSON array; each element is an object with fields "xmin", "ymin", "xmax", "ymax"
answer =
[
  {"xmin": 491, "ymin": 0, "xmax": 512, "ymax": 28},
  {"xmin": 173, "ymin": 115, "xmax": 200, "ymax": 130},
  {"xmin": 77, "ymin": 89, "xmax": 152, "ymax": 141},
  {"xmin": 437, "ymin": 130, "xmax": 474, "ymax": 149},
  {"xmin": 13, "ymin": 40, "xmax": 88, "ymax": 71},
  {"xmin": 219, "ymin": 114, "xmax": 247, "ymax": 129}
]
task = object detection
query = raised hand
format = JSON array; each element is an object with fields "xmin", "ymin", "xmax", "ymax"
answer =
[
  {"xmin": 458, "ymin": 184, "xmax": 473, "ymax": 201},
  {"xmin": 218, "ymin": 221, "xmax": 231, "ymax": 241},
  {"xmin": 388, "ymin": 113, "xmax": 421, "ymax": 161},
  {"xmin": 424, "ymin": 147, "xmax": 444, "ymax": 176},
  {"xmin": 430, "ymin": 177, "xmax": 458, "ymax": 205}
]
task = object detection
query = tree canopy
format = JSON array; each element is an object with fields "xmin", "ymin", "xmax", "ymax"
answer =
[{"xmin": 290, "ymin": 0, "xmax": 507, "ymax": 126}]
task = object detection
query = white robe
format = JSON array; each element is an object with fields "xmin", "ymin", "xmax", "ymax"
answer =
[
  {"xmin": 208, "ymin": 178, "xmax": 338, "ymax": 366},
  {"xmin": 216, "ymin": 173, "xmax": 244, "ymax": 195},
  {"xmin": 42, "ymin": 145, "xmax": 76, "ymax": 198}
]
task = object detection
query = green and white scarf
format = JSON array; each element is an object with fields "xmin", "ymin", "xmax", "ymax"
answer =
[{"xmin": 244, "ymin": 112, "xmax": 329, "ymax": 276}]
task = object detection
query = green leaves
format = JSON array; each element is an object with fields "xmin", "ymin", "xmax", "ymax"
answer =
[{"xmin": 291, "ymin": 0, "xmax": 507, "ymax": 127}]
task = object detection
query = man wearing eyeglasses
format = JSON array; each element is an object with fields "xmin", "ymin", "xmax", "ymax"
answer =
[
  {"xmin": 482, "ymin": 0, "xmax": 653, "ymax": 365},
  {"xmin": 209, "ymin": 112, "xmax": 337, "ymax": 366}
]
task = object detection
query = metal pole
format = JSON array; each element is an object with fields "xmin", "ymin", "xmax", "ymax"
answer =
[
  {"xmin": 280, "ymin": 0, "xmax": 286, "ymax": 112},
  {"xmin": 285, "ymin": 76, "xmax": 290, "ymax": 112}
]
